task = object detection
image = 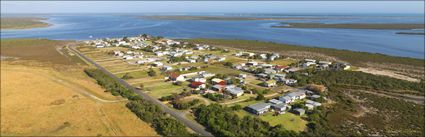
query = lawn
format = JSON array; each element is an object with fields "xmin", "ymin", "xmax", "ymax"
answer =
[
  {"xmin": 270, "ymin": 59, "xmax": 297, "ymax": 66},
  {"xmin": 146, "ymin": 82, "xmax": 187, "ymax": 98},
  {"xmin": 234, "ymin": 109, "xmax": 307, "ymax": 132},
  {"xmin": 203, "ymin": 65, "xmax": 241, "ymax": 75},
  {"xmin": 115, "ymin": 70, "xmax": 149, "ymax": 79},
  {"xmin": 259, "ymin": 113, "xmax": 307, "ymax": 132}
]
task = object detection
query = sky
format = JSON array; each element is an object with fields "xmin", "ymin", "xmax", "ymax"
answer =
[{"xmin": 1, "ymin": 1, "xmax": 424, "ymax": 14}]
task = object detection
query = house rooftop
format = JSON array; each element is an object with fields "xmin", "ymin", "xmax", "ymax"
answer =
[{"xmin": 247, "ymin": 103, "xmax": 271, "ymax": 111}]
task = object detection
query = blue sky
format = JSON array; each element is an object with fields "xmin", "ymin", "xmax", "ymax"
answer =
[{"xmin": 1, "ymin": 1, "xmax": 424, "ymax": 14}]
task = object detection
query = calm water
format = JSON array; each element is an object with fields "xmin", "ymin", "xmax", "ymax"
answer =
[{"xmin": 1, "ymin": 14, "xmax": 424, "ymax": 59}]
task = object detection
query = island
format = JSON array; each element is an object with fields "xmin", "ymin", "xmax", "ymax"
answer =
[
  {"xmin": 1, "ymin": 17, "xmax": 50, "ymax": 29},
  {"xmin": 396, "ymin": 32, "xmax": 425, "ymax": 35},
  {"xmin": 272, "ymin": 22, "xmax": 425, "ymax": 30}
]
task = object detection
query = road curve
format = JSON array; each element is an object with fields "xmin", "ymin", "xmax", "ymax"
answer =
[{"xmin": 69, "ymin": 45, "xmax": 213, "ymax": 137}]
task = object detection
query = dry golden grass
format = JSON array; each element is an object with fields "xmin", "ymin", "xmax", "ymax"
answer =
[
  {"xmin": 1, "ymin": 39, "xmax": 158, "ymax": 136},
  {"xmin": 1, "ymin": 62, "xmax": 158, "ymax": 136}
]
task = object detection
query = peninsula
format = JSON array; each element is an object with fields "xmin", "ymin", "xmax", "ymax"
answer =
[{"xmin": 1, "ymin": 17, "xmax": 50, "ymax": 29}]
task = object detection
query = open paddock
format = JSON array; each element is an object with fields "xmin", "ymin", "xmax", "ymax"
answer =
[{"xmin": 145, "ymin": 82, "xmax": 188, "ymax": 98}]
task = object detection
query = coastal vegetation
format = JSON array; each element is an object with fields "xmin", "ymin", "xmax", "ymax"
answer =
[
  {"xmin": 305, "ymin": 86, "xmax": 424, "ymax": 137},
  {"xmin": 183, "ymin": 39, "xmax": 424, "ymax": 68},
  {"xmin": 1, "ymin": 17, "xmax": 50, "ymax": 29},
  {"xmin": 292, "ymin": 70, "xmax": 424, "ymax": 95},
  {"xmin": 273, "ymin": 23, "xmax": 425, "ymax": 30}
]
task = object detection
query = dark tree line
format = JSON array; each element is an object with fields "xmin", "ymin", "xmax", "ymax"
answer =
[
  {"xmin": 84, "ymin": 68, "xmax": 193, "ymax": 136},
  {"xmin": 193, "ymin": 104, "xmax": 300, "ymax": 137}
]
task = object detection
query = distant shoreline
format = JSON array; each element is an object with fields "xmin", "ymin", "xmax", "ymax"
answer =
[
  {"xmin": 1, "ymin": 17, "xmax": 51, "ymax": 30},
  {"xmin": 272, "ymin": 23, "xmax": 425, "ymax": 30},
  {"xmin": 141, "ymin": 15, "xmax": 325, "ymax": 21},
  {"xmin": 396, "ymin": 32, "xmax": 425, "ymax": 35}
]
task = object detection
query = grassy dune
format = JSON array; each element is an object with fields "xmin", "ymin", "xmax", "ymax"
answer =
[
  {"xmin": 273, "ymin": 23, "xmax": 425, "ymax": 30},
  {"xmin": 1, "ymin": 17, "xmax": 50, "ymax": 29},
  {"xmin": 0, "ymin": 39, "xmax": 158, "ymax": 136}
]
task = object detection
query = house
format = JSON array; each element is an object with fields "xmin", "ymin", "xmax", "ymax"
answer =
[
  {"xmin": 96, "ymin": 44, "xmax": 105, "ymax": 48},
  {"xmin": 155, "ymin": 51, "xmax": 165, "ymax": 57},
  {"xmin": 284, "ymin": 79, "xmax": 297, "ymax": 86},
  {"xmin": 246, "ymin": 103, "xmax": 271, "ymax": 115},
  {"xmin": 187, "ymin": 59, "xmax": 196, "ymax": 63},
  {"xmin": 225, "ymin": 85, "xmax": 244, "ymax": 97},
  {"xmin": 190, "ymin": 82, "xmax": 206, "ymax": 90},
  {"xmin": 318, "ymin": 61, "xmax": 332, "ymax": 65},
  {"xmin": 279, "ymin": 96, "xmax": 293, "ymax": 104},
  {"xmin": 238, "ymin": 74, "xmax": 247, "ymax": 79},
  {"xmin": 332, "ymin": 62, "xmax": 351, "ymax": 70},
  {"xmin": 274, "ymin": 65, "xmax": 288, "ymax": 72},
  {"xmin": 305, "ymin": 100, "xmax": 322, "ymax": 107},
  {"xmin": 303, "ymin": 62, "xmax": 316, "ymax": 68},
  {"xmin": 305, "ymin": 104, "xmax": 314, "ymax": 110},
  {"xmin": 285, "ymin": 68, "xmax": 297, "ymax": 73},
  {"xmin": 211, "ymin": 84, "xmax": 226, "ymax": 92},
  {"xmin": 261, "ymin": 64, "xmax": 274, "ymax": 69},
  {"xmin": 293, "ymin": 108, "xmax": 305, "ymax": 115},
  {"xmin": 268, "ymin": 99, "xmax": 283, "ymax": 105},
  {"xmin": 259, "ymin": 54, "xmax": 267, "ymax": 59},
  {"xmin": 305, "ymin": 59, "xmax": 316, "ymax": 63},
  {"xmin": 246, "ymin": 61, "xmax": 258, "ymax": 66},
  {"xmin": 269, "ymin": 55, "xmax": 278, "ymax": 61},
  {"xmin": 201, "ymin": 72, "xmax": 216, "ymax": 78},
  {"xmin": 262, "ymin": 80, "xmax": 277, "ymax": 87},
  {"xmin": 256, "ymin": 73, "xmax": 268, "ymax": 79},
  {"xmin": 123, "ymin": 55, "xmax": 134, "ymax": 60},
  {"xmin": 161, "ymin": 66, "xmax": 173, "ymax": 72},
  {"xmin": 202, "ymin": 89, "xmax": 216, "ymax": 95},
  {"xmin": 272, "ymin": 104, "xmax": 287, "ymax": 114},
  {"xmin": 310, "ymin": 95, "xmax": 321, "ymax": 99},
  {"xmin": 211, "ymin": 78, "xmax": 225, "ymax": 85},
  {"xmin": 169, "ymin": 73, "xmax": 185, "ymax": 82},
  {"xmin": 286, "ymin": 90, "xmax": 307, "ymax": 100},
  {"xmin": 151, "ymin": 62, "xmax": 163, "ymax": 67},
  {"xmin": 191, "ymin": 76, "xmax": 206, "ymax": 83},
  {"xmin": 264, "ymin": 68, "xmax": 276, "ymax": 74},
  {"xmin": 217, "ymin": 57, "xmax": 226, "ymax": 62}
]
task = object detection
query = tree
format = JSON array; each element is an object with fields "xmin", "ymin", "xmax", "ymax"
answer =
[
  {"xmin": 148, "ymin": 69, "xmax": 156, "ymax": 77},
  {"xmin": 139, "ymin": 83, "xmax": 145, "ymax": 90},
  {"xmin": 224, "ymin": 62, "xmax": 233, "ymax": 67},
  {"xmin": 256, "ymin": 93, "xmax": 265, "ymax": 101},
  {"xmin": 121, "ymin": 73, "xmax": 133, "ymax": 79}
]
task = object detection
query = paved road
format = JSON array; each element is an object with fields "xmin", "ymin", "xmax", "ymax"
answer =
[{"xmin": 69, "ymin": 45, "xmax": 213, "ymax": 136}]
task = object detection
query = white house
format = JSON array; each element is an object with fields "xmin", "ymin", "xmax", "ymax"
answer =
[
  {"xmin": 152, "ymin": 62, "xmax": 163, "ymax": 67},
  {"xmin": 161, "ymin": 66, "xmax": 173, "ymax": 71}
]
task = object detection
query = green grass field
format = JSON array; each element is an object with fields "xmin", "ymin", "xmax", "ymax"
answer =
[
  {"xmin": 259, "ymin": 113, "xmax": 307, "ymax": 132},
  {"xmin": 234, "ymin": 109, "xmax": 307, "ymax": 132},
  {"xmin": 145, "ymin": 82, "xmax": 188, "ymax": 98}
]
